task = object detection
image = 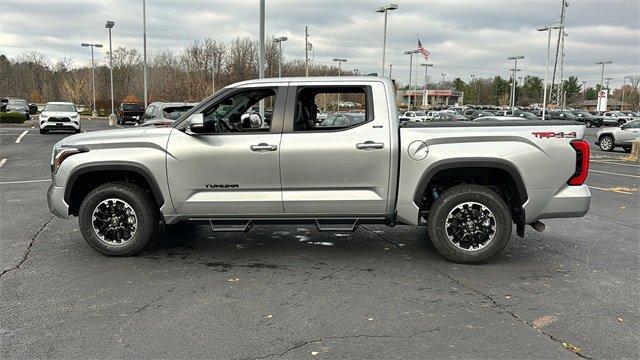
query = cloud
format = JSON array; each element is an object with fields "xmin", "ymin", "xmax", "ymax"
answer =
[{"xmin": 0, "ymin": 0, "xmax": 637, "ymax": 87}]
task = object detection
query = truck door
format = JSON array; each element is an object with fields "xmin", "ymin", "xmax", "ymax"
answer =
[
  {"xmin": 165, "ymin": 86, "xmax": 287, "ymax": 216},
  {"xmin": 279, "ymin": 83, "xmax": 392, "ymax": 216}
]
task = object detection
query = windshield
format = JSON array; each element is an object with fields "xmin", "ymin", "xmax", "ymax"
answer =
[
  {"xmin": 44, "ymin": 104, "xmax": 76, "ymax": 112},
  {"xmin": 162, "ymin": 106, "xmax": 193, "ymax": 120},
  {"xmin": 561, "ymin": 112, "xmax": 577, "ymax": 119},
  {"xmin": 122, "ymin": 103, "xmax": 142, "ymax": 110},
  {"xmin": 414, "ymin": 112, "xmax": 426, "ymax": 116},
  {"xmin": 8, "ymin": 99, "xmax": 27, "ymax": 107}
]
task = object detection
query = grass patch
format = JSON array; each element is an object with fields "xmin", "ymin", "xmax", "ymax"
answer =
[{"xmin": 0, "ymin": 112, "xmax": 27, "ymax": 123}]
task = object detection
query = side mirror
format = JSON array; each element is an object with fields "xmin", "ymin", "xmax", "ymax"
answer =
[
  {"xmin": 186, "ymin": 113, "xmax": 204, "ymax": 133},
  {"xmin": 249, "ymin": 113, "xmax": 263, "ymax": 128}
]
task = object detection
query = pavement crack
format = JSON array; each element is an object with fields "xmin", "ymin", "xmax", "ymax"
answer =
[
  {"xmin": 319, "ymin": 265, "xmax": 346, "ymax": 280},
  {"xmin": 361, "ymin": 225, "xmax": 403, "ymax": 249},
  {"xmin": 237, "ymin": 334, "xmax": 392, "ymax": 360},
  {"xmin": 0, "ymin": 215, "xmax": 54, "ymax": 279},
  {"xmin": 133, "ymin": 295, "xmax": 164, "ymax": 313},
  {"xmin": 364, "ymin": 226, "xmax": 595, "ymax": 360}
]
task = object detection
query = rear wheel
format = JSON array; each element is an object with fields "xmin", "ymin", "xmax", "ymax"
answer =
[
  {"xmin": 599, "ymin": 135, "xmax": 615, "ymax": 151},
  {"xmin": 618, "ymin": 119, "xmax": 626, "ymax": 126},
  {"xmin": 427, "ymin": 184, "xmax": 512, "ymax": 264},
  {"xmin": 78, "ymin": 182, "xmax": 158, "ymax": 256},
  {"xmin": 585, "ymin": 120, "xmax": 592, "ymax": 128}
]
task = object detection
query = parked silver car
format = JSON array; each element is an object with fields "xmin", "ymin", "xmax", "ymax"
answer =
[
  {"xmin": 595, "ymin": 119, "xmax": 640, "ymax": 152},
  {"xmin": 140, "ymin": 102, "xmax": 197, "ymax": 127}
]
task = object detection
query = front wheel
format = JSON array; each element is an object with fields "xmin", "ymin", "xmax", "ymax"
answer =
[
  {"xmin": 427, "ymin": 184, "xmax": 512, "ymax": 264},
  {"xmin": 618, "ymin": 119, "xmax": 626, "ymax": 126},
  {"xmin": 599, "ymin": 135, "xmax": 614, "ymax": 152},
  {"xmin": 78, "ymin": 182, "xmax": 158, "ymax": 256},
  {"xmin": 585, "ymin": 120, "xmax": 592, "ymax": 128}
]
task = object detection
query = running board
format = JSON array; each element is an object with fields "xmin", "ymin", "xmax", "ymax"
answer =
[
  {"xmin": 314, "ymin": 219, "xmax": 359, "ymax": 232},
  {"xmin": 208, "ymin": 219, "xmax": 253, "ymax": 232}
]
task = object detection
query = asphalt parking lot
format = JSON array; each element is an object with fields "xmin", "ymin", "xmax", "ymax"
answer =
[{"xmin": 1, "ymin": 118, "xmax": 638, "ymax": 359}]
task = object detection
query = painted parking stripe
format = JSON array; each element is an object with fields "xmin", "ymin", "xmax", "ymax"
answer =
[
  {"xmin": 591, "ymin": 160, "xmax": 640, "ymax": 168},
  {"xmin": 589, "ymin": 169, "xmax": 640, "ymax": 179},
  {"xmin": 14, "ymin": 130, "xmax": 28, "ymax": 143},
  {"xmin": 0, "ymin": 158, "xmax": 6, "ymax": 168},
  {"xmin": 588, "ymin": 186, "xmax": 635, "ymax": 195},
  {"xmin": 0, "ymin": 179, "xmax": 50, "ymax": 185}
]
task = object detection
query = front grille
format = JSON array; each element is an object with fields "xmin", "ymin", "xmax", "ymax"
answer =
[{"xmin": 48, "ymin": 117, "xmax": 71, "ymax": 122}]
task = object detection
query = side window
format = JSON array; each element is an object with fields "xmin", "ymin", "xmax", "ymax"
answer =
[
  {"xmin": 144, "ymin": 106, "xmax": 156, "ymax": 119},
  {"xmin": 293, "ymin": 86, "xmax": 372, "ymax": 131},
  {"xmin": 197, "ymin": 88, "xmax": 276, "ymax": 134}
]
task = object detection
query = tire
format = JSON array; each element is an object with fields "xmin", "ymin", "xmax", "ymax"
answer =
[
  {"xmin": 598, "ymin": 135, "xmax": 615, "ymax": 152},
  {"xmin": 427, "ymin": 184, "xmax": 512, "ymax": 264},
  {"xmin": 78, "ymin": 181, "xmax": 158, "ymax": 256},
  {"xmin": 618, "ymin": 119, "xmax": 626, "ymax": 126},
  {"xmin": 75, "ymin": 128, "xmax": 81, "ymax": 133},
  {"xmin": 39, "ymin": 128, "xmax": 47, "ymax": 134},
  {"xmin": 585, "ymin": 120, "xmax": 592, "ymax": 128}
]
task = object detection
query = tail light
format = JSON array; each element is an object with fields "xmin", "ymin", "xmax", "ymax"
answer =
[{"xmin": 567, "ymin": 139, "xmax": 590, "ymax": 185}]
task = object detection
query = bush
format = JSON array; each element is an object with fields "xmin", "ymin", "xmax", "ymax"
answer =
[{"xmin": 0, "ymin": 112, "xmax": 27, "ymax": 124}]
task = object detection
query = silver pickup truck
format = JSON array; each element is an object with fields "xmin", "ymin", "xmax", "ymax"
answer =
[{"xmin": 48, "ymin": 77, "xmax": 591, "ymax": 263}]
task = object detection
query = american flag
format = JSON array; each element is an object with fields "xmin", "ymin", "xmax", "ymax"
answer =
[{"xmin": 417, "ymin": 39, "xmax": 430, "ymax": 60}]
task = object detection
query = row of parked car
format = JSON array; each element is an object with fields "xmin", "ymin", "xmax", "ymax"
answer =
[
  {"xmin": 399, "ymin": 107, "xmax": 640, "ymax": 127},
  {"xmin": 0, "ymin": 98, "xmax": 38, "ymax": 119}
]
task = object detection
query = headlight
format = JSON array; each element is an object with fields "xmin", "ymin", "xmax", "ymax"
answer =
[
  {"xmin": 51, "ymin": 146, "xmax": 89, "ymax": 174},
  {"xmin": 40, "ymin": 114, "xmax": 49, "ymax": 120},
  {"xmin": 71, "ymin": 113, "xmax": 79, "ymax": 118}
]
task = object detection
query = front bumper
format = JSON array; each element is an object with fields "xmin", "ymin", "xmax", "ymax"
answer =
[
  {"xmin": 47, "ymin": 183, "xmax": 69, "ymax": 218},
  {"xmin": 41, "ymin": 120, "xmax": 80, "ymax": 130},
  {"xmin": 524, "ymin": 185, "xmax": 591, "ymax": 223}
]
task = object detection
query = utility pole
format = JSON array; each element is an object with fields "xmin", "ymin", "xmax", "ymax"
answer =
[
  {"xmin": 81, "ymin": 43, "xmax": 102, "ymax": 117},
  {"xmin": 376, "ymin": 4, "xmax": 398, "ymax": 77},
  {"xmin": 470, "ymin": 74, "xmax": 476, "ymax": 104},
  {"xmin": 622, "ymin": 75, "xmax": 631, "ymax": 110},
  {"xmin": 604, "ymin": 77, "xmax": 613, "ymax": 91},
  {"xmin": 550, "ymin": 0, "xmax": 568, "ymax": 106},
  {"xmin": 305, "ymin": 26, "xmax": 309, "ymax": 77},
  {"xmin": 538, "ymin": 24, "xmax": 564, "ymax": 120},
  {"xmin": 388, "ymin": 64, "xmax": 393, "ymax": 78},
  {"xmin": 404, "ymin": 50, "xmax": 418, "ymax": 109},
  {"xmin": 508, "ymin": 56, "xmax": 524, "ymax": 108},
  {"xmin": 595, "ymin": 60, "xmax": 612, "ymax": 90},
  {"xmin": 105, "ymin": 21, "xmax": 115, "ymax": 125},
  {"xmin": 142, "ymin": 0, "xmax": 148, "ymax": 108}
]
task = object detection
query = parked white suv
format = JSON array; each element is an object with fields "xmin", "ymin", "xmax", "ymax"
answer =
[
  {"xmin": 595, "ymin": 119, "xmax": 640, "ymax": 152},
  {"xmin": 39, "ymin": 102, "xmax": 81, "ymax": 134},
  {"xmin": 602, "ymin": 111, "xmax": 633, "ymax": 126}
]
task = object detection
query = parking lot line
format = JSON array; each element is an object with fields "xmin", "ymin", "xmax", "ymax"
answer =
[
  {"xmin": 591, "ymin": 160, "xmax": 640, "ymax": 168},
  {"xmin": 0, "ymin": 179, "xmax": 50, "ymax": 185},
  {"xmin": 14, "ymin": 130, "xmax": 28, "ymax": 143},
  {"xmin": 588, "ymin": 185, "xmax": 636, "ymax": 195},
  {"xmin": 589, "ymin": 169, "xmax": 640, "ymax": 179},
  {"xmin": 0, "ymin": 158, "xmax": 6, "ymax": 168}
]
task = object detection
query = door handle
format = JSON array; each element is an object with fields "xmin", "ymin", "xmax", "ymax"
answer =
[
  {"xmin": 250, "ymin": 143, "xmax": 277, "ymax": 151},
  {"xmin": 356, "ymin": 141, "xmax": 384, "ymax": 150}
]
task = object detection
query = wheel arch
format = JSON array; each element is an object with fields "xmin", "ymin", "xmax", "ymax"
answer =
[{"xmin": 65, "ymin": 162, "xmax": 164, "ymax": 216}]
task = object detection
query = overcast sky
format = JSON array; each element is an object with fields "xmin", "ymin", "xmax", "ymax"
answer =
[{"xmin": 1, "ymin": 0, "xmax": 638, "ymax": 88}]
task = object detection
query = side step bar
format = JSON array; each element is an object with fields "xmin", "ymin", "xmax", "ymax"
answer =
[
  {"xmin": 188, "ymin": 217, "xmax": 386, "ymax": 233},
  {"xmin": 209, "ymin": 219, "xmax": 253, "ymax": 232}
]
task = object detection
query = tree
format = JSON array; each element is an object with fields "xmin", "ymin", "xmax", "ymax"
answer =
[
  {"xmin": 452, "ymin": 78, "xmax": 466, "ymax": 92},
  {"xmin": 562, "ymin": 76, "xmax": 582, "ymax": 104}
]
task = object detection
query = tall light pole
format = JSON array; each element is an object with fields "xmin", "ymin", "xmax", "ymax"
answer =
[
  {"xmin": 81, "ymin": 43, "xmax": 103, "ymax": 117},
  {"xmin": 622, "ymin": 75, "xmax": 631, "ymax": 110},
  {"xmin": 420, "ymin": 63, "xmax": 433, "ymax": 107},
  {"xmin": 404, "ymin": 50, "xmax": 419, "ymax": 108},
  {"xmin": 508, "ymin": 56, "xmax": 524, "ymax": 108},
  {"xmin": 582, "ymin": 80, "xmax": 587, "ymax": 99},
  {"xmin": 273, "ymin": 36, "xmax": 288, "ymax": 77},
  {"xmin": 470, "ymin": 74, "xmax": 476, "ymax": 104},
  {"xmin": 209, "ymin": 50, "xmax": 223, "ymax": 94},
  {"xmin": 259, "ymin": 0, "xmax": 265, "ymax": 117},
  {"xmin": 105, "ymin": 21, "xmax": 115, "ymax": 125},
  {"xmin": 538, "ymin": 24, "xmax": 564, "ymax": 120},
  {"xmin": 376, "ymin": 4, "xmax": 398, "ymax": 77},
  {"xmin": 333, "ymin": 58, "xmax": 347, "ymax": 112},
  {"xmin": 595, "ymin": 60, "xmax": 612, "ymax": 90},
  {"xmin": 142, "ymin": 0, "xmax": 148, "ymax": 108}
]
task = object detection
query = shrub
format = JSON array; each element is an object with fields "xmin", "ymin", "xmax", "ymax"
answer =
[{"xmin": 0, "ymin": 112, "xmax": 27, "ymax": 123}]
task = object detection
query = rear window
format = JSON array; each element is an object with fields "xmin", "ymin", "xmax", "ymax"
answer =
[
  {"xmin": 8, "ymin": 99, "xmax": 27, "ymax": 106},
  {"xmin": 122, "ymin": 103, "xmax": 142, "ymax": 110},
  {"xmin": 162, "ymin": 106, "xmax": 194, "ymax": 120},
  {"xmin": 44, "ymin": 104, "xmax": 76, "ymax": 112}
]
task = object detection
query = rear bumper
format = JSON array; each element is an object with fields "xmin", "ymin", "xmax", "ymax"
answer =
[
  {"xmin": 524, "ymin": 185, "xmax": 591, "ymax": 223},
  {"xmin": 47, "ymin": 183, "xmax": 69, "ymax": 218}
]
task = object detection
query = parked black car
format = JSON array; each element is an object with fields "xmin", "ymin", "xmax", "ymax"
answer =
[
  {"xmin": 571, "ymin": 110, "xmax": 603, "ymax": 127},
  {"xmin": 118, "ymin": 103, "xmax": 144, "ymax": 124},
  {"xmin": 5, "ymin": 98, "xmax": 30, "ymax": 119},
  {"xmin": 530, "ymin": 109, "xmax": 551, "ymax": 120},
  {"xmin": 0, "ymin": 97, "xmax": 7, "ymax": 112},
  {"xmin": 28, "ymin": 103, "xmax": 39, "ymax": 115}
]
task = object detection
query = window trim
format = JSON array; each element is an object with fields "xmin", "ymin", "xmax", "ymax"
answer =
[{"xmin": 283, "ymin": 85, "xmax": 374, "ymax": 133}]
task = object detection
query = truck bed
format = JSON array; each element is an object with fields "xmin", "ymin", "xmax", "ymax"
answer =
[{"xmin": 400, "ymin": 120, "xmax": 581, "ymax": 127}]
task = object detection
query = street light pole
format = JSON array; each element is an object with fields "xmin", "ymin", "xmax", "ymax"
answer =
[
  {"xmin": 441, "ymin": 73, "xmax": 446, "ymax": 87},
  {"xmin": 376, "ymin": 4, "xmax": 398, "ymax": 77},
  {"xmin": 508, "ymin": 56, "xmax": 524, "ymax": 108},
  {"xmin": 105, "ymin": 21, "xmax": 116, "ymax": 125},
  {"xmin": 388, "ymin": 64, "xmax": 393, "ymax": 78},
  {"xmin": 622, "ymin": 75, "xmax": 631, "ymax": 110},
  {"xmin": 470, "ymin": 74, "xmax": 476, "ymax": 104},
  {"xmin": 420, "ymin": 63, "xmax": 433, "ymax": 107},
  {"xmin": 274, "ymin": 36, "xmax": 288, "ymax": 77},
  {"xmin": 537, "ymin": 24, "xmax": 564, "ymax": 120},
  {"xmin": 81, "ymin": 43, "xmax": 103, "ymax": 117},
  {"xmin": 404, "ymin": 50, "xmax": 418, "ymax": 109},
  {"xmin": 142, "ymin": 0, "xmax": 148, "ymax": 108},
  {"xmin": 332, "ymin": 58, "xmax": 347, "ymax": 112},
  {"xmin": 595, "ymin": 60, "xmax": 612, "ymax": 90},
  {"xmin": 604, "ymin": 77, "xmax": 613, "ymax": 91}
]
